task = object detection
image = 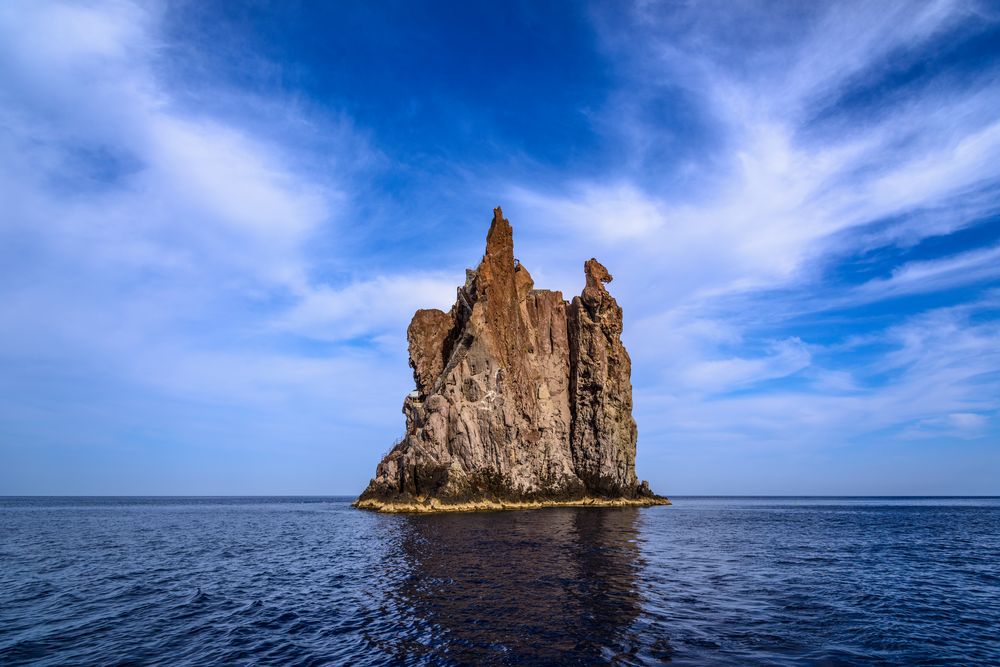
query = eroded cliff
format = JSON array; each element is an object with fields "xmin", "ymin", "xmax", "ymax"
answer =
[{"xmin": 355, "ymin": 207, "xmax": 667, "ymax": 512}]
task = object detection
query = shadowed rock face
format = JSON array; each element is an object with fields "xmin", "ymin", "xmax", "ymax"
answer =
[{"xmin": 356, "ymin": 207, "xmax": 667, "ymax": 512}]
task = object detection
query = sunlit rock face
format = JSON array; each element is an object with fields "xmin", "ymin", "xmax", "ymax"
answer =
[{"xmin": 356, "ymin": 207, "xmax": 667, "ymax": 512}]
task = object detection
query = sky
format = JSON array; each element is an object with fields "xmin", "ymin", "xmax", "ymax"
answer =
[{"xmin": 1, "ymin": 0, "xmax": 999, "ymax": 495}]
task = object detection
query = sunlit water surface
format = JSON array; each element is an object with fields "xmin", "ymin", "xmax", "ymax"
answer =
[{"xmin": 2, "ymin": 496, "xmax": 998, "ymax": 665}]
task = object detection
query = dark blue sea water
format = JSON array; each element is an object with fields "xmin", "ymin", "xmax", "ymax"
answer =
[{"xmin": 1, "ymin": 497, "xmax": 998, "ymax": 666}]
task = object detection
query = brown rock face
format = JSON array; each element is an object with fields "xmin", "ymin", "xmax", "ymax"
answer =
[{"xmin": 356, "ymin": 207, "xmax": 667, "ymax": 512}]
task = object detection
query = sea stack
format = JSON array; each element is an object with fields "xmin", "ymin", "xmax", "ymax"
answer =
[{"xmin": 355, "ymin": 207, "xmax": 668, "ymax": 512}]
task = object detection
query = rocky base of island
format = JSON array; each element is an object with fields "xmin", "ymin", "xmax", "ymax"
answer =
[{"xmin": 353, "ymin": 494, "xmax": 670, "ymax": 514}]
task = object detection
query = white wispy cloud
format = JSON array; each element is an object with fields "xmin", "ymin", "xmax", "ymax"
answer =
[
  {"xmin": 0, "ymin": 0, "xmax": 424, "ymax": 472},
  {"xmin": 678, "ymin": 338, "xmax": 811, "ymax": 393},
  {"xmin": 0, "ymin": 1, "xmax": 344, "ymax": 293},
  {"xmin": 275, "ymin": 274, "xmax": 458, "ymax": 343},
  {"xmin": 638, "ymin": 297, "xmax": 999, "ymax": 451},
  {"xmin": 507, "ymin": 0, "xmax": 1000, "ymax": 457},
  {"xmin": 852, "ymin": 244, "xmax": 1000, "ymax": 302},
  {"xmin": 509, "ymin": 182, "xmax": 666, "ymax": 241}
]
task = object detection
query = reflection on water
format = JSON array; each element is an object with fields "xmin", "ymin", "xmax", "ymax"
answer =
[{"xmin": 371, "ymin": 508, "xmax": 657, "ymax": 664}]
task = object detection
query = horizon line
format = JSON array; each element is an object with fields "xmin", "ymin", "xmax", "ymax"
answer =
[{"xmin": 3, "ymin": 494, "xmax": 998, "ymax": 499}]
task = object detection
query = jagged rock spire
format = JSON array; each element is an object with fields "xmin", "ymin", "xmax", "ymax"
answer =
[{"xmin": 355, "ymin": 207, "xmax": 668, "ymax": 512}]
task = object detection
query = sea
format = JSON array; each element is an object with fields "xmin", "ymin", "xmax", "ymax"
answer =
[{"xmin": 1, "ymin": 496, "xmax": 998, "ymax": 666}]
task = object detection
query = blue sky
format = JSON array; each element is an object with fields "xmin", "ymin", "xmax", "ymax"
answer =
[{"xmin": 2, "ymin": 0, "xmax": 999, "ymax": 495}]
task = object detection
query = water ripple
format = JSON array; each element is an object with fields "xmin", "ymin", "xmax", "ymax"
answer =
[{"xmin": 1, "ymin": 497, "xmax": 998, "ymax": 665}]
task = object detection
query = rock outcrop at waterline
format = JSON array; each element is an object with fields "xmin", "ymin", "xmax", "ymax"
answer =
[{"xmin": 355, "ymin": 207, "xmax": 668, "ymax": 513}]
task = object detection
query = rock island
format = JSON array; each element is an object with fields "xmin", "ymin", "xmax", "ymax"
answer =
[{"xmin": 355, "ymin": 207, "xmax": 668, "ymax": 512}]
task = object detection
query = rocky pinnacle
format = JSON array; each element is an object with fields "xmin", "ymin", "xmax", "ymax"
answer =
[{"xmin": 355, "ymin": 207, "xmax": 668, "ymax": 512}]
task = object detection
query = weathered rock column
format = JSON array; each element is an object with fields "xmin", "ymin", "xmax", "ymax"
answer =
[
  {"xmin": 568, "ymin": 259, "xmax": 639, "ymax": 496},
  {"xmin": 355, "ymin": 207, "xmax": 667, "ymax": 512}
]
